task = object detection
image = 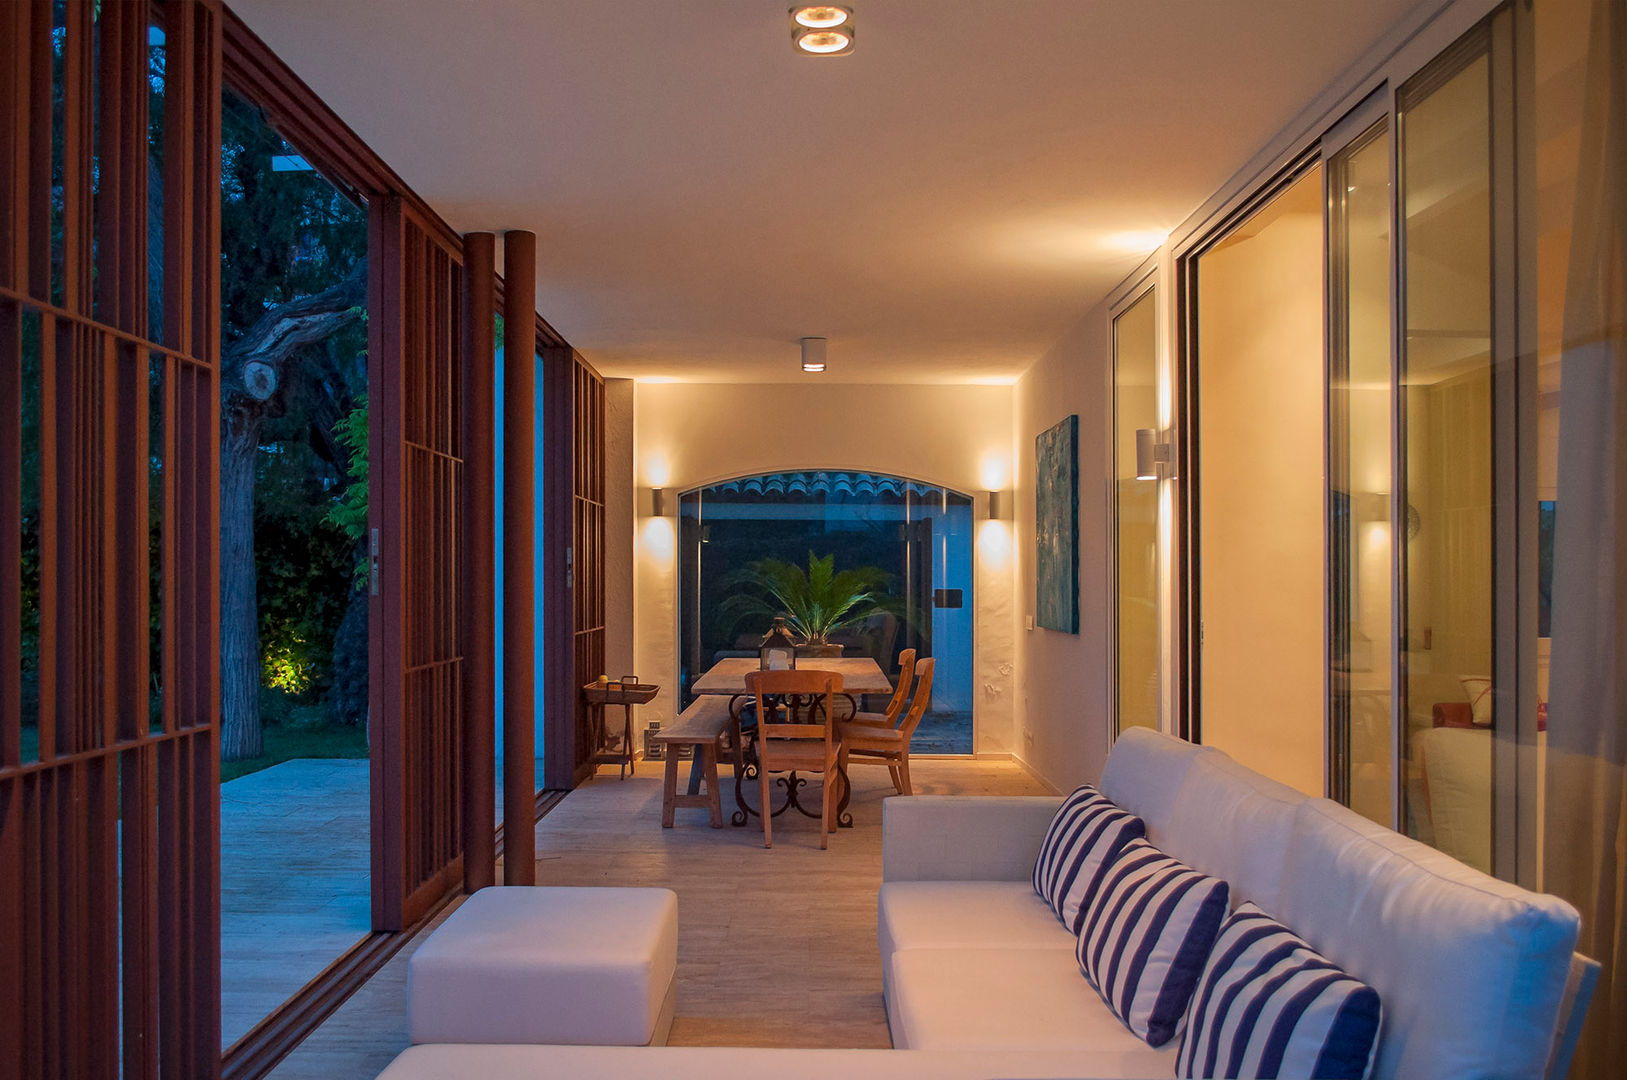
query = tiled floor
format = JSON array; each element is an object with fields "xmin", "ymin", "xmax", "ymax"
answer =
[{"xmin": 265, "ymin": 757, "xmax": 1054, "ymax": 1079}]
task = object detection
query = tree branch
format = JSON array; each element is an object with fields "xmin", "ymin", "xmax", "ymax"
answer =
[{"xmin": 222, "ymin": 260, "xmax": 367, "ymax": 403}]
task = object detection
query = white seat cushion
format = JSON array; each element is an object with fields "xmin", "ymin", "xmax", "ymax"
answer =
[
  {"xmin": 1278, "ymin": 799, "xmax": 1579, "ymax": 1080},
  {"xmin": 886, "ymin": 946, "xmax": 1175, "ymax": 1072},
  {"xmin": 377, "ymin": 1043, "xmax": 1180, "ymax": 1080},
  {"xmin": 408, "ymin": 886, "xmax": 678, "ymax": 1046},
  {"xmin": 877, "ymin": 881, "xmax": 1073, "ymax": 964},
  {"xmin": 1098, "ymin": 728, "xmax": 1219, "ymax": 845},
  {"xmin": 1164, "ymin": 752, "xmax": 1307, "ymax": 915}
]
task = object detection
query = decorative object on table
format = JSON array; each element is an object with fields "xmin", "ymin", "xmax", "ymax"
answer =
[
  {"xmin": 1035, "ymin": 414, "xmax": 1080, "ymax": 633},
  {"xmin": 722, "ymin": 551, "xmax": 901, "ymax": 652},
  {"xmin": 758, "ymin": 617, "xmax": 799, "ymax": 671},
  {"xmin": 581, "ymin": 677, "xmax": 660, "ymax": 779}
]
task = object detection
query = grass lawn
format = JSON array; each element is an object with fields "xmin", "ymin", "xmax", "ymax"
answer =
[
  {"xmin": 18, "ymin": 722, "xmax": 365, "ymax": 783},
  {"xmin": 220, "ymin": 723, "xmax": 368, "ymax": 783}
]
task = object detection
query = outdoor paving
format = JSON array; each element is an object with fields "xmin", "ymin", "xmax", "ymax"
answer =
[{"xmin": 220, "ymin": 758, "xmax": 371, "ymax": 1049}]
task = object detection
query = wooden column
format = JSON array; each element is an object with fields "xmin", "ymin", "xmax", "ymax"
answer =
[
  {"xmin": 460, "ymin": 232, "xmax": 497, "ymax": 892},
  {"xmin": 501, "ymin": 230, "xmax": 537, "ymax": 884}
]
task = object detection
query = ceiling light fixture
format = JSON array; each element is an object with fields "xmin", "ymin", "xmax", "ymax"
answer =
[
  {"xmin": 790, "ymin": 6, "xmax": 855, "ymax": 55},
  {"xmin": 792, "ymin": 5, "xmax": 850, "ymax": 28},
  {"xmin": 800, "ymin": 337, "xmax": 828, "ymax": 373}
]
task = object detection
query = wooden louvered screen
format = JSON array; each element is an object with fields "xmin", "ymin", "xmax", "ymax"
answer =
[
  {"xmin": 368, "ymin": 197, "xmax": 466, "ymax": 931},
  {"xmin": 573, "ymin": 358, "xmax": 606, "ymax": 780},
  {"xmin": 541, "ymin": 347, "xmax": 605, "ymax": 789},
  {"xmin": 0, "ymin": 2, "xmax": 225, "ymax": 1076}
]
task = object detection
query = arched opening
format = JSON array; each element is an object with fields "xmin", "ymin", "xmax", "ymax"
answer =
[{"xmin": 677, "ymin": 470, "xmax": 974, "ymax": 754}]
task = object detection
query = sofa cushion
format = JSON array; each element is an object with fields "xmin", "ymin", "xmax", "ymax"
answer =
[
  {"xmin": 878, "ymin": 881, "xmax": 1071, "ymax": 964},
  {"xmin": 887, "ymin": 946, "xmax": 1175, "ymax": 1072},
  {"xmin": 1176, "ymin": 902, "xmax": 1382, "ymax": 1080},
  {"xmin": 1033, "ymin": 785, "xmax": 1146, "ymax": 932},
  {"xmin": 377, "ymin": 1043, "xmax": 1177, "ymax": 1080},
  {"xmin": 1278, "ymin": 798, "xmax": 1580, "ymax": 1080},
  {"xmin": 1077, "ymin": 838, "xmax": 1230, "ymax": 1048},
  {"xmin": 1098, "ymin": 728, "xmax": 1218, "ymax": 845},
  {"xmin": 1165, "ymin": 753, "xmax": 1307, "ymax": 915}
]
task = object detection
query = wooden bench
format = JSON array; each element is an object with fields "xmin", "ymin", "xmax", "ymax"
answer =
[{"xmin": 653, "ymin": 696, "xmax": 739, "ymax": 829}]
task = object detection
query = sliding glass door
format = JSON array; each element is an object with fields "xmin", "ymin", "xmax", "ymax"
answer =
[
  {"xmin": 1112, "ymin": 287, "xmax": 1160, "ymax": 737},
  {"xmin": 1327, "ymin": 117, "xmax": 1394, "ymax": 827}
]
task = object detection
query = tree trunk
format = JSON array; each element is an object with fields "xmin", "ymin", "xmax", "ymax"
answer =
[{"xmin": 219, "ymin": 409, "xmax": 263, "ymax": 761}]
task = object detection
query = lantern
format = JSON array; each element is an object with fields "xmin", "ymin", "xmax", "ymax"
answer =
[{"xmin": 759, "ymin": 617, "xmax": 798, "ymax": 671}]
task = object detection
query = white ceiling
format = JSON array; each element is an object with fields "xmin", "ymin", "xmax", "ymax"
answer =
[{"xmin": 231, "ymin": 0, "xmax": 1420, "ymax": 383}]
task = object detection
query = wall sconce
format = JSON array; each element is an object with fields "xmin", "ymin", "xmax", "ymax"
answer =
[
  {"xmin": 987, "ymin": 490, "xmax": 1007, "ymax": 520},
  {"xmin": 1135, "ymin": 429, "xmax": 1172, "ymax": 480},
  {"xmin": 647, "ymin": 487, "xmax": 666, "ymax": 516}
]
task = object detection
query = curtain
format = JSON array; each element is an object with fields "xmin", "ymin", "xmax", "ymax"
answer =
[{"xmin": 1543, "ymin": 0, "xmax": 1627, "ymax": 1072}]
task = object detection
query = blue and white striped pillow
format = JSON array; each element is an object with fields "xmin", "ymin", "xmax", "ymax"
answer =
[
  {"xmin": 1032, "ymin": 785, "xmax": 1145, "ymax": 932},
  {"xmin": 1076, "ymin": 838, "xmax": 1229, "ymax": 1047},
  {"xmin": 1177, "ymin": 903, "xmax": 1382, "ymax": 1080}
]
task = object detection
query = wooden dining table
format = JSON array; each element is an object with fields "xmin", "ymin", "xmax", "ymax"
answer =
[{"xmin": 689, "ymin": 655, "xmax": 891, "ymax": 829}]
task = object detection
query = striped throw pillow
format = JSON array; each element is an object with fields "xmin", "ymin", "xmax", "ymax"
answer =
[
  {"xmin": 1076, "ymin": 838, "xmax": 1229, "ymax": 1047},
  {"xmin": 1177, "ymin": 903, "xmax": 1383, "ymax": 1080},
  {"xmin": 1032, "ymin": 785, "xmax": 1146, "ymax": 932}
]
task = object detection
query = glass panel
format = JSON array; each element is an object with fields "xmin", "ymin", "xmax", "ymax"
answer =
[
  {"xmin": 218, "ymin": 86, "xmax": 371, "ymax": 1048},
  {"xmin": 1112, "ymin": 289, "xmax": 1158, "ymax": 736},
  {"xmin": 1398, "ymin": 40, "xmax": 1495, "ymax": 870},
  {"xmin": 678, "ymin": 472, "xmax": 975, "ymax": 754},
  {"xmin": 18, "ymin": 309, "xmax": 42, "ymax": 764},
  {"xmin": 1328, "ymin": 122, "xmax": 1393, "ymax": 826},
  {"xmin": 1195, "ymin": 166, "xmax": 1327, "ymax": 796}
]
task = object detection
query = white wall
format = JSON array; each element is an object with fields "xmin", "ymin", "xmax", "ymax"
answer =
[
  {"xmin": 630, "ymin": 381, "xmax": 1016, "ymax": 754},
  {"xmin": 604, "ymin": 378, "xmax": 635, "ymax": 678},
  {"xmin": 1014, "ymin": 299, "xmax": 1117, "ymax": 792}
]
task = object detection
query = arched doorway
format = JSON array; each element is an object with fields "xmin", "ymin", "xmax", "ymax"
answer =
[{"xmin": 677, "ymin": 471, "xmax": 974, "ymax": 754}]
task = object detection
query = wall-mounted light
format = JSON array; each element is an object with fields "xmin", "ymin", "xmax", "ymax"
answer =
[
  {"xmin": 1135, "ymin": 428, "xmax": 1172, "ymax": 480},
  {"xmin": 987, "ymin": 490, "xmax": 1007, "ymax": 520},
  {"xmin": 790, "ymin": 6, "xmax": 855, "ymax": 55},
  {"xmin": 800, "ymin": 337, "xmax": 827, "ymax": 373},
  {"xmin": 647, "ymin": 487, "xmax": 667, "ymax": 516}
]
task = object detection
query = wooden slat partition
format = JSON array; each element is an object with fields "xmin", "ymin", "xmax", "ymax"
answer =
[
  {"xmin": 0, "ymin": 4, "xmax": 223, "ymax": 1079},
  {"xmin": 541, "ymin": 347, "xmax": 606, "ymax": 790},
  {"xmin": 459, "ymin": 233, "xmax": 496, "ymax": 892},
  {"xmin": 369, "ymin": 198, "xmax": 468, "ymax": 930},
  {"xmin": 501, "ymin": 231, "xmax": 538, "ymax": 881}
]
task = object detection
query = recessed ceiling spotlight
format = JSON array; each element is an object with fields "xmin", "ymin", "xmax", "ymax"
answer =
[
  {"xmin": 790, "ymin": 6, "xmax": 854, "ymax": 55},
  {"xmin": 792, "ymin": 5, "xmax": 850, "ymax": 28},
  {"xmin": 800, "ymin": 337, "xmax": 828, "ymax": 373}
]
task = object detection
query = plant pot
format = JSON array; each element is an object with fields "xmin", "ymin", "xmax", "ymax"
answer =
[{"xmin": 796, "ymin": 643, "xmax": 844, "ymax": 658}]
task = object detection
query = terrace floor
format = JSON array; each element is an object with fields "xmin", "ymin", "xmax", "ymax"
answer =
[{"xmin": 263, "ymin": 756, "xmax": 1053, "ymax": 1080}]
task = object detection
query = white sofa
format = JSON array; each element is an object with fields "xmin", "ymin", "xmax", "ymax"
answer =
[
  {"xmin": 379, "ymin": 728, "xmax": 1595, "ymax": 1080},
  {"xmin": 880, "ymin": 728, "xmax": 1594, "ymax": 1080}
]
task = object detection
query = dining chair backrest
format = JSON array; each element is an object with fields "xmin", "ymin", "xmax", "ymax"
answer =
[
  {"xmin": 744, "ymin": 668, "xmax": 843, "ymax": 766},
  {"xmin": 881, "ymin": 649, "xmax": 917, "ymax": 722},
  {"xmin": 896, "ymin": 658, "xmax": 937, "ymax": 739}
]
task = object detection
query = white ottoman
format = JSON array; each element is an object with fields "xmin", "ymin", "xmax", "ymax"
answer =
[{"xmin": 407, "ymin": 886, "xmax": 679, "ymax": 1046}]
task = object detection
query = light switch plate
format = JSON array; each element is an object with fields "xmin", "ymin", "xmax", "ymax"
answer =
[{"xmin": 1024, "ymin": 615, "xmax": 1034, "ymax": 631}]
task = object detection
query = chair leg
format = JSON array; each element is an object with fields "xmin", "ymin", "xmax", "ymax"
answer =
[
  {"xmin": 759, "ymin": 760, "xmax": 773, "ymax": 848},
  {"xmin": 898, "ymin": 754, "xmax": 913, "ymax": 796},
  {"xmin": 820, "ymin": 769, "xmax": 834, "ymax": 848},
  {"xmin": 887, "ymin": 762, "xmax": 902, "ymax": 795}
]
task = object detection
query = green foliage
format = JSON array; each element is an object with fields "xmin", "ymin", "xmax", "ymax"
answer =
[
  {"xmin": 219, "ymin": 702, "xmax": 370, "ymax": 784},
  {"xmin": 221, "ymin": 88, "xmax": 370, "ymax": 726},
  {"xmin": 720, "ymin": 552, "xmax": 901, "ymax": 645},
  {"xmin": 326, "ymin": 396, "xmax": 370, "ymax": 587}
]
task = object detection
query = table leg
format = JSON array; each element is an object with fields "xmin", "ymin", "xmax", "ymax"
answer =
[
  {"xmin": 661, "ymin": 751, "xmax": 679, "ymax": 828},
  {"xmin": 836, "ymin": 759, "xmax": 854, "ymax": 828},
  {"xmin": 623, "ymin": 703, "xmax": 635, "ymax": 779},
  {"xmin": 686, "ymin": 746, "xmax": 704, "ymax": 795}
]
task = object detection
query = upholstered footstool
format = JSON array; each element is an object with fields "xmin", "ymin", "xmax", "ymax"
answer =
[{"xmin": 407, "ymin": 886, "xmax": 679, "ymax": 1046}]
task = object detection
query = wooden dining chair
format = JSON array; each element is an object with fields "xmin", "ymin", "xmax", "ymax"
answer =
[
  {"xmin": 848, "ymin": 649, "xmax": 915, "ymax": 727},
  {"xmin": 744, "ymin": 669, "xmax": 844, "ymax": 849},
  {"xmin": 838, "ymin": 657, "xmax": 935, "ymax": 796}
]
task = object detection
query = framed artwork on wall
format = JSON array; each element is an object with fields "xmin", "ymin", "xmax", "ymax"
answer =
[{"xmin": 1035, "ymin": 414, "xmax": 1080, "ymax": 633}]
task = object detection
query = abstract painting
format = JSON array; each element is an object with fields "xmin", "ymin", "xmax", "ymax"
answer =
[{"xmin": 1035, "ymin": 414, "xmax": 1079, "ymax": 633}]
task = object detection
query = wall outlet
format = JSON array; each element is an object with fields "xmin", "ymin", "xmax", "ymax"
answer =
[{"xmin": 1023, "ymin": 727, "xmax": 1035, "ymax": 748}]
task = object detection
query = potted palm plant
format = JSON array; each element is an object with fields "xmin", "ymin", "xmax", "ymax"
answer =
[{"xmin": 721, "ymin": 552, "xmax": 900, "ymax": 656}]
